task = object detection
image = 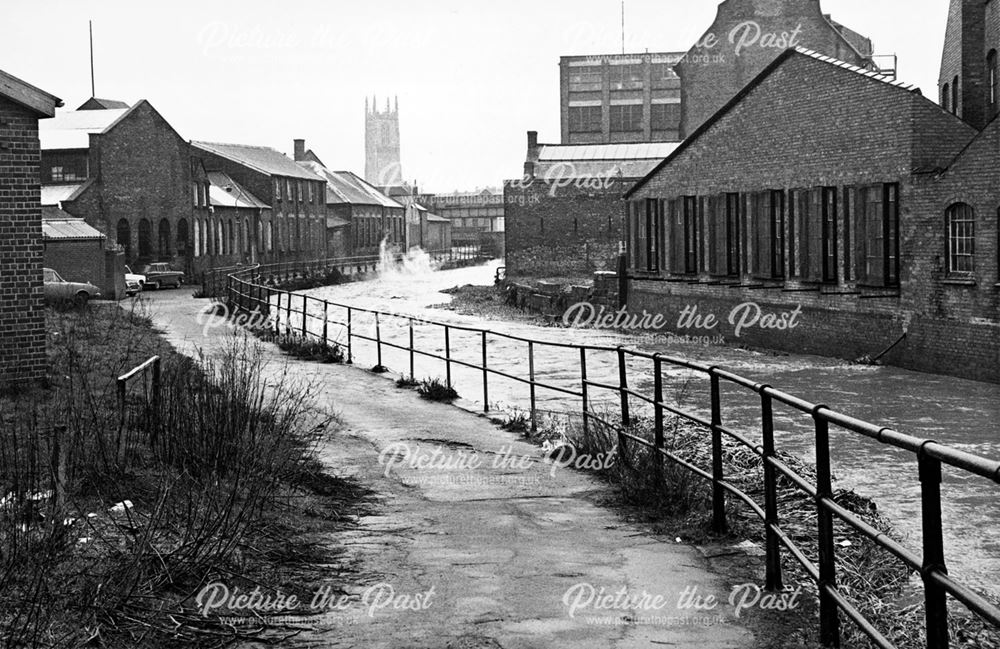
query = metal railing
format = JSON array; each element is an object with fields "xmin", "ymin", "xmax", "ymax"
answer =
[
  {"xmin": 201, "ymin": 246, "xmax": 486, "ymax": 298},
  {"xmin": 116, "ymin": 356, "xmax": 161, "ymax": 457},
  {"xmin": 224, "ymin": 262, "xmax": 1000, "ymax": 649}
]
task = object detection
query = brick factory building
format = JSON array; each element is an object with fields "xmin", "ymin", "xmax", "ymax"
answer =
[
  {"xmin": 40, "ymin": 100, "xmax": 202, "ymax": 275},
  {"xmin": 0, "ymin": 69, "xmax": 61, "ymax": 386},
  {"xmin": 622, "ymin": 44, "xmax": 998, "ymax": 382},
  {"xmin": 193, "ymin": 141, "xmax": 329, "ymax": 266},
  {"xmin": 559, "ymin": 0, "xmax": 880, "ymax": 145},
  {"xmin": 417, "ymin": 189, "xmax": 505, "ymax": 253},
  {"xmin": 504, "ymin": 132, "xmax": 677, "ymax": 278}
]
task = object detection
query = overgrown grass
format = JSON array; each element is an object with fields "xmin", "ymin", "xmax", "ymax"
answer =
[
  {"xmin": 395, "ymin": 375, "xmax": 421, "ymax": 389},
  {"xmin": 416, "ymin": 378, "xmax": 459, "ymax": 402},
  {"xmin": 525, "ymin": 411, "xmax": 1000, "ymax": 649},
  {"xmin": 274, "ymin": 333, "xmax": 346, "ymax": 364},
  {"xmin": 0, "ymin": 303, "xmax": 364, "ymax": 648}
]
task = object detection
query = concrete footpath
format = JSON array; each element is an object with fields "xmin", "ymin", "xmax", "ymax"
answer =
[{"xmin": 140, "ymin": 291, "xmax": 755, "ymax": 649}]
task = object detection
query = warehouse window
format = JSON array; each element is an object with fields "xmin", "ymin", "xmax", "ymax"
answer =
[
  {"xmin": 610, "ymin": 104, "xmax": 643, "ymax": 132},
  {"xmin": 946, "ymin": 203, "xmax": 975, "ymax": 276},
  {"xmin": 569, "ymin": 105, "xmax": 603, "ymax": 133}
]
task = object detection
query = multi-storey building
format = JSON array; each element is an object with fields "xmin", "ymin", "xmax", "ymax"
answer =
[{"xmin": 193, "ymin": 141, "xmax": 328, "ymax": 265}]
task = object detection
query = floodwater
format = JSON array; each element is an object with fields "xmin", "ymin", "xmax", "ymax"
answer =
[{"xmin": 291, "ymin": 256, "xmax": 1000, "ymax": 601}]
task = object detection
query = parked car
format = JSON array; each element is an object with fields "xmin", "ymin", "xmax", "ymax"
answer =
[
  {"xmin": 124, "ymin": 265, "xmax": 146, "ymax": 297},
  {"xmin": 139, "ymin": 263, "xmax": 184, "ymax": 289},
  {"xmin": 43, "ymin": 268, "xmax": 102, "ymax": 305}
]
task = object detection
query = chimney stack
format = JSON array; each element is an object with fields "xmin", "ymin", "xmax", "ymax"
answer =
[{"xmin": 293, "ymin": 139, "xmax": 305, "ymax": 161}]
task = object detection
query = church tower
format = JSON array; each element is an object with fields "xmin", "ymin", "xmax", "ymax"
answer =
[{"xmin": 365, "ymin": 96, "xmax": 403, "ymax": 188}]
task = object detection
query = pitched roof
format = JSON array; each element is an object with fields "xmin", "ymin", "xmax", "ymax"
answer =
[
  {"xmin": 533, "ymin": 141, "xmax": 681, "ymax": 180},
  {"xmin": 425, "ymin": 213, "xmax": 450, "ymax": 223},
  {"xmin": 78, "ymin": 97, "xmax": 130, "ymax": 110},
  {"xmin": 207, "ymin": 171, "xmax": 270, "ymax": 209},
  {"xmin": 42, "ymin": 208, "xmax": 105, "ymax": 240},
  {"xmin": 41, "ymin": 184, "xmax": 85, "ymax": 206},
  {"xmin": 192, "ymin": 141, "xmax": 323, "ymax": 180},
  {"xmin": 625, "ymin": 47, "xmax": 923, "ymax": 198},
  {"xmin": 39, "ymin": 107, "xmax": 129, "ymax": 149},
  {"xmin": 0, "ymin": 68, "xmax": 62, "ymax": 117},
  {"xmin": 298, "ymin": 162, "xmax": 403, "ymax": 208}
]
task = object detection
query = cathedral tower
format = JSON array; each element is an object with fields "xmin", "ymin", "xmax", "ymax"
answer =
[{"xmin": 365, "ymin": 96, "xmax": 403, "ymax": 188}]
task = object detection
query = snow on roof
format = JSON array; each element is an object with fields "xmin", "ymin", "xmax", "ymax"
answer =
[
  {"xmin": 39, "ymin": 108, "xmax": 129, "ymax": 150},
  {"xmin": 41, "ymin": 184, "xmax": 84, "ymax": 206},
  {"xmin": 207, "ymin": 171, "xmax": 270, "ymax": 209}
]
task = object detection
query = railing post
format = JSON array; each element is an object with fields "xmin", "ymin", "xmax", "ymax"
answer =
[
  {"xmin": 760, "ymin": 387, "xmax": 783, "ymax": 592},
  {"xmin": 302, "ymin": 295, "xmax": 308, "ymax": 337},
  {"xmin": 375, "ymin": 312, "xmax": 383, "ymax": 368},
  {"xmin": 150, "ymin": 357, "xmax": 162, "ymax": 448},
  {"xmin": 346, "ymin": 307, "xmax": 353, "ymax": 364},
  {"xmin": 813, "ymin": 406, "xmax": 840, "ymax": 648},
  {"xmin": 580, "ymin": 347, "xmax": 589, "ymax": 437},
  {"xmin": 919, "ymin": 450, "xmax": 949, "ymax": 649},
  {"xmin": 617, "ymin": 346, "xmax": 630, "ymax": 427},
  {"xmin": 528, "ymin": 341, "xmax": 537, "ymax": 433},
  {"xmin": 285, "ymin": 291, "xmax": 292, "ymax": 335},
  {"xmin": 444, "ymin": 325, "xmax": 452, "ymax": 388},
  {"xmin": 274, "ymin": 291, "xmax": 281, "ymax": 336},
  {"xmin": 653, "ymin": 354, "xmax": 664, "ymax": 449},
  {"xmin": 408, "ymin": 318, "xmax": 415, "ymax": 380},
  {"xmin": 481, "ymin": 330, "xmax": 489, "ymax": 413},
  {"xmin": 322, "ymin": 301, "xmax": 329, "ymax": 344},
  {"xmin": 117, "ymin": 377, "xmax": 127, "ymax": 431},
  {"xmin": 710, "ymin": 370, "xmax": 727, "ymax": 534}
]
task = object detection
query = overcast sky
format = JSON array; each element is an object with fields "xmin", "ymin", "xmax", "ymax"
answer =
[{"xmin": 4, "ymin": 0, "xmax": 950, "ymax": 193}]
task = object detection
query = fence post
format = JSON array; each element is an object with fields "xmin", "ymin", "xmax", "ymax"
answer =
[
  {"xmin": 580, "ymin": 347, "xmax": 589, "ymax": 437},
  {"xmin": 274, "ymin": 291, "xmax": 281, "ymax": 336},
  {"xmin": 813, "ymin": 407, "xmax": 841, "ymax": 648},
  {"xmin": 760, "ymin": 387, "xmax": 784, "ymax": 592},
  {"xmin": 444, "ymin": 325, "xmax": 452, "ymax": 388},
  {"xmin": 285, "ymin": 292, "xmax": 292, "ymax": 335},
  {"xmin": 408, "ymin": 318, "xmax": 415, "ymax": 380},
  {"xmin": 528, "ymin": 341, "xmax": 537, "ymax": 433},
  {"xmin": 919, "ymin": 450, "xmax": 949, "ymax": 649},
  {"xmin": 347, "ymin": 307, "xmax": 353, "ymax": 364},
  {"xmin": 617, "ymin": 346, "xmax": 630, "ymax": 427},
  {"xmin": 710, "ymin": 370, "xmax": 727, "ymax": 534},
  {"xmin": 322, "ymin": 301, "xmax": 329, "ymax": 344},
  {"xmin": 117, "ymin": 377, "xmax": 127, "ymax": 432},
  {"xmin": 375, "ymin": 312, "xmax": 383, "ymax": 369},
  {"xmin": 302, "ymin": 295, "xmax": 308, "ymax": 337},
  {"xmin": 481, "ymin": 330, "xmax": 489, "ymax": 413},
  {"xmin": 653, "ymin": 354, "xmax": 664, "ymax": 449}
]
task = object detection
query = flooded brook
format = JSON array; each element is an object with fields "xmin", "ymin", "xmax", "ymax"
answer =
[{"xmin": 289, "ymin": 258, "xmax": 1000, "ymax": 599}]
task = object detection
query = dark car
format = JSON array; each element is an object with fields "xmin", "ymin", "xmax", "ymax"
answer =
[
  {"xmin": 43, "ymin": 268, "xmax": 102, "ymax": 305},
  {"xmin": 139, "ymin": 263, "xmax": 184, "ymax": 289}
]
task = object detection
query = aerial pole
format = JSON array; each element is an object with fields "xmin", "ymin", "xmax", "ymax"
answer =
[{"xmin": 89, "ymin": 20, "xmax": 96, "ymax": 98}]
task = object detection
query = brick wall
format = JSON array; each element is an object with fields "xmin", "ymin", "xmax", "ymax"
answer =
[
  {"xmin": 43, "ymin": 238, "xmax": 105, "ymax": 287},
  {"xmin": 0, "ymin": 96, "xmax": 47, "ymax": 385},
  {"xmin": 503, "ymin": 179, "xmax": 624, "ymax": 277},
  {"xmin": 677, "ymin": 0, "xmax": 872, "ymax": 138},
  {"xmin": 938, "ymin": 0, "xmax": 987, "ymax": 129},
  {"xmin": 63, "ymin": 101, "xmax": 194, "ymax": 267}
]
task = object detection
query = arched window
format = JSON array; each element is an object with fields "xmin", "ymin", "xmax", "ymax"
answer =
[
  {"xmin": 217, "ymin": 221, "xmax": 223, "ymax": 255},
  {"xmin": 946, "ymin": 203, "xmax": 975, "ymax": 276},
  {"xmin": 158, "ymin": 219, "xmax": 171, "ymax": 258},
  {"xmin": 943, "ymin": 83, "xmax": 951, "ymax": 112},
  {"xmin": 952, "ymin": 76, "xmax": 960, "ymax": 116},
  {"xmin": 176, "ymin": 218, "xmax": 189, "ymax": 258},
  {"xmin": 193, "ymin": 219, "xmax": 200, "ymax": 258},
  {"xmin": 138, "ymin": 219, "xmax": 152, "ymax": 259},
  {"xmin": 116, "ymin": 219, "xmax": 131, "ymax": 259},
  {"xmin": 989, "ymin": 50, "xmax": 998, "ymax": 112}
]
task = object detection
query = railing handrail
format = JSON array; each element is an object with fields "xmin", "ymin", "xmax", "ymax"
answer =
[{"xmin": 222, "ymin": 252, "xmax": 1000, "ymax": 649}]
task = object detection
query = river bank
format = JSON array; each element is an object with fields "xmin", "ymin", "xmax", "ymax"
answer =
[{"xmin": 0, "ymin": 301, "xmax": 372, "ymax": 647}]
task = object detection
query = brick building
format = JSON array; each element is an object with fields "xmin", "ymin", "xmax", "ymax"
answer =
[
  {"xmin": 198, "ymin": 171, "xmax": 272, "ymax": 271},
  {"xmin": 193, "ymin": 141, "xmax": 328, "ymax": 265},
  {"xmin": 0, "ymin": 69, "xmax": 61, "ymax": 386},
  {"xmin": 417, "ymin": 189, "xmax": 505, "ymax": 251},
  {"xmin": 678, "ymin": 0, "xmax": 877, "ymax": 138},
  {"xmin": 622, "ymin": 46, "xmax": 997, "ymax": 383},
  {"xmin": 40, "ymin": 100, "xmax": 202, "ymax": 274},
  {"xmin": 40, "ymin": 206, "xmax": 118, "ymax": 296},
  {"xmin": 504, "ymin": 132, "xmax": 677, "ymax": 277},
  {"xmin": 557, "ymin": 0, "xmax": 878, "ymax": 144},
  {"xmin": 293, "ymin": 139, "xmax": 405, "ymax": 258},
  {"xmin": 560, "ymin": 52, "xmax": 686, "ymax": 144}
]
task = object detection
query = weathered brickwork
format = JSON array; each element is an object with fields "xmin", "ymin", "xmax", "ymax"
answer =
[
  {"xmin": 0, "ymin": 97, "xmax": 47, "ymax": 385},
  {"xmin": 59, "ymin": 102, "xmax": 194, "ymax": 269},
  {"xmin": 624, "ymin": 50, "xmax": 999, "ymax": 383},
  {"xmin": 503, "ymin": 180, "xmax": 622, "ymax": 277},
  {"xmin": 678, "ymin": 0, "xmax": 872, "ymax": 138},
  {"xmin": 43, "ymin": 238, "xmax": 105, "ymax": 286}
]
